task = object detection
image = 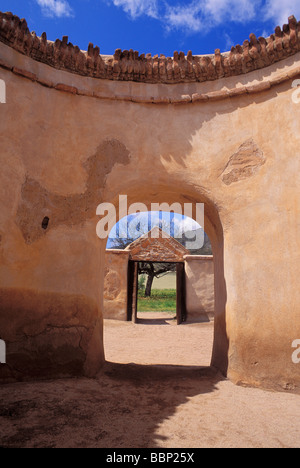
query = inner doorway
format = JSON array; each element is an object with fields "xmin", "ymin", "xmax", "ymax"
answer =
[
  {"xmin": 127, "ymin": 261, "xmax": 186, "ymax": 325},
  {"xmin": 138, "ymin": 263, "xmax": 177, "ymax": 324},
  {"xmin": 104, "ymin": 209, "xmax": 218, "ymax": 370}
]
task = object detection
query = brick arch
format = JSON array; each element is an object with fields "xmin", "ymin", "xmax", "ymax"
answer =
[{"xmin": 125, "ymin": 227, "xmax": 190, "ymax": 263}]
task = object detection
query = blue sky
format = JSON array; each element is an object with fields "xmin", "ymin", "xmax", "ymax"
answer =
[
  {"xmin": 107, "ymin": 212, "xmax": 202, "ymax": 248},
  {"xmin": 1, "ymin": 0, "xmax": 300, "ymax": 56}
]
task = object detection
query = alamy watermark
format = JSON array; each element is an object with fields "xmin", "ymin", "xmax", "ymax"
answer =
[
  {"xmin": 0, "ymin": 79, "xmax": 6, "ymax": 104},
  {"xmin": 292, "ymin": 79, "xmax": 300, "ymax": 104},
  {"xmin": 96, "ymin": 196, "xmax": 205, "ymax": 250},
  {"xmin": 292, "ymin": 340, "xmax": 300, "ymax": 364},
  {"xmin": 0, "ymin": 339, "xmax": 6, "ymax": 364}
]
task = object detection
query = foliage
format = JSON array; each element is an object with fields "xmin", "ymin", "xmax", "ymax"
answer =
[
  {"xmin": 138, "ymin": 262, "xmax": 176, "ymax": 297},
  {"xmin": 138, "ymin": 275, "xmax": 146, "ymax": 291},
  {"xmin": 137, "ymin": 289, "xmax": 176, "ymax": 312}
]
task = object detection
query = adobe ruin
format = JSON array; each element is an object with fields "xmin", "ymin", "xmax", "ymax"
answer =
[
  {"xmin": 104, "ymin": 228, "xmax": 214, "ymax": 322},
  {"xmin": 0, "ymin": 12, "xmax": 299, "ymax": 391}
]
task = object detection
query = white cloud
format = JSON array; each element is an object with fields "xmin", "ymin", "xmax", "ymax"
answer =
[
  {"xmin": 204, "ymin": 0, "xmax": 260, "ymax": 24},
  {"xmin": 164, "ymin": 2, "xmax": 204, "ymax": 33},
  {"xmin": 224, "ymin": 32, "xmax": 234, "ymax": 51},
  {"xmin": 110, "ymin": 0, "xmax": 158, "ymax": 19},
  {"xmin": 106, "ymin": 0, "xmax": 300, "ymax": 35},
  {"xmin": 107, "ymin": 0, "xmax": 263, "ymax": 34},
  {"xmin": 164, "ymin": 0, "xmax": 263, "ymax": 33},
  {"xmin": 173, "ymin": 216, "xmax": 202, "ymax": 232},
  {"xmin": 36, "ymin": 0, "xmax": 74, "ymax": 18},
  {"xmin": 263, "ymin": 0, "xmax": 300, "ymax": 26}
]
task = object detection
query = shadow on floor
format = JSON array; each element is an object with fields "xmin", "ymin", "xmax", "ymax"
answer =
[
  {"xmin": 136, "ymin": 316, "xmax": 177, "ymax": 325},
  {"xmin": 99, "ymin": 361, "xmax": 224, "ymax": 447},
  {"xmin": 136, "ymin": 314, "xmax": 213, "ymax": 325},
  {"xmin": 0, "ymin": 362, "xmax": 224, "ymax": 448}
]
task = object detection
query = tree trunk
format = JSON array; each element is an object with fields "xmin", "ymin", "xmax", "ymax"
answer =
[{"xmin": 145, "ymin": 273, "xmax": 154, "ymax": 297}]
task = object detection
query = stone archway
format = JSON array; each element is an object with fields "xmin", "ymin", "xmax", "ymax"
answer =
[{"xmin": 102, "ymin": 192, "xmax": 227, "ymax": 377}]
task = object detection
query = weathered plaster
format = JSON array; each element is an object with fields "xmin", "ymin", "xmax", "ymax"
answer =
[
  {"xmin": 16, "ymin": 139, "xmax": 130, "ymax": 244},
  {"xmin": 104, "ymin": 250, "xmax": 130, "ymax": 321},
  {"xmin": 0, "ymin": 14, "xmax": 299, "ymax": 391},
  {"xmin": 184, "ymin": 256, "xmax": 215, "ymax": 321},
  {"xmin": 221, "ymin": 139, "xmax": 266, "ymax": 185}
]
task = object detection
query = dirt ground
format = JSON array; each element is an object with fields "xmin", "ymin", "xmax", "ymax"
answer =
[{"xmin": 0, "ymin": 314, "xmax": 299, "ymax": 448}]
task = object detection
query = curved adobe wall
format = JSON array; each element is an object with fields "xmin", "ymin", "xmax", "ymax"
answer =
[{"xmin": 0, "ymin": 13, "xmax": 300, "ymax": 391}]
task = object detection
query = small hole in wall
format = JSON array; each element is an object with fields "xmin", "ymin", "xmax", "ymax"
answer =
[{"xmin": 42, "ymin": 217, "xmax": 50, "ymax": 230}]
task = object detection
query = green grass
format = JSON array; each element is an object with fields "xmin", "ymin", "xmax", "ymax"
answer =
[{"xmin": 138, "ymin": 289, "xmax": 176, "ymax": 312}]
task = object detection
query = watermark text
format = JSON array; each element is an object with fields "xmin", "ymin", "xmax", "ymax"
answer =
[
  {"xmin": 96, "ymin": 196, "xmax": 205, "ymax": 250},
  {"xmin": 106, "ymin": 452, "xmax": 195, "ymax": 465},
  {"xmin": 292, "ymin": 340, "xmax": 300, "ymax": 364},
  {"xmin": 0, "ymin": 79, "xmax": 6, "ymax": 104},
  {"xmin": 0, "ymin": 339, "xmax": 6, "ymax": 364},
  {"xmin": 292, "ymin": 79, "xmax": 300, "ymax": 104}
]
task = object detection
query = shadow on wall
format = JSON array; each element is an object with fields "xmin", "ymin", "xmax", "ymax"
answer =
[{"xmin": 13, "ymin": 71, "xmax": 293, "ymax": 247}]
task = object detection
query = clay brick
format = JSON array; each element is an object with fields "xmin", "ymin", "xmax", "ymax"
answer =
[
  {"xmin": 228, "ymin": 87, "xmax": 247, "ymax": 97},
  {"xmin": 13, "ymin": 67, "xmax": 37, "ymax": 81},
  {"xmin": 287, "ymin": 67, "xmax": 300, "ymax": 79},
  {"xmin": 246, "ymin": 82, "xmax": 271, "ymax": 94},
  {"xmin": 152, "ymin": 96, "xmax": 170, "ymax": 104},
  {"xmin": 55, "ymin": 83, "xmax": 78, "ymax": 94},
  {"xmin": 170, "ymin": 95, "xmax": 192, "ymax": 104},
  {"xmin": 77, "ymin": 88, "xmax": 94, "ymax": 97},
  {"xmin": 192, "ymin": 93, "xmax": 209, "ymax": 102},
  {"xmin": 206, "ymin": 90, "xmax": 230, "ymax": 101},
  {"xmin": 0, "ymin": 11, "xmax": 299, "ymax": 85},
  {"xmin": 270, "ymin": 73, "xmax": 289, "ymax": 86}
]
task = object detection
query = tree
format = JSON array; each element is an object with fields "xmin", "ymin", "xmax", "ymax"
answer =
[
  {"xmin": 107, "ymin": 214, "xmax": 150, "ymax": 249},
  {"xmin": 176, "ymin": 229, "xmax": 212, "ymax": 255},
  {"xmin": 138, "ymin": 262, "xmax": 176, "ymax": 297},
  {"xmin": 107, "ymin": 212, "xmax": 213, "ymax": 297}
]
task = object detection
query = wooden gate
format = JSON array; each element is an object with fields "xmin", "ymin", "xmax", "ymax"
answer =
[
  {"xmin": 127, "ymin": 261, "xmax": 186, "ymax": 324},
  {"xmin": 127, "ymin": 261, "xmax": 138, "ymax": 323},
  {"xmin": 176, "ymin": 262, "xmax": 187, "ymax": 324}
]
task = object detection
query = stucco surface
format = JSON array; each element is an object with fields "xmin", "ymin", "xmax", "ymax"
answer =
[
  {"xmin": 184, "ymin": 256, "xmax": 215, "ymax": 320},
  {"xmin": 0, "ymin": 35, "xmax": 300, "ymax": 391},
  {"xmin": 104, "ymin": 250, "xmax": 129, "ymax": 321}
]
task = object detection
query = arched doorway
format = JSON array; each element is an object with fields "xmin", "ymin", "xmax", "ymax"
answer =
[{"xmin": 100, "ymin": 188, "xmax": 228, "ymax": 376}]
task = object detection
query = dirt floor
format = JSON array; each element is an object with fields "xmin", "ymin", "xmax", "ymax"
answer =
[{"xmin": 0, "ymin": 314, "xmax": 299, "ymax": 448}]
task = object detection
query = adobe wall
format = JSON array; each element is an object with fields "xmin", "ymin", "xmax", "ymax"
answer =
[
  {"xmin": 103, "ymin": 252, "xmax": 215, "ymax": 323},
  {"xmin": 104, "ymin": 250, "xmax": 129, "ymax": 321},
  {"xmin": 184, "ymin": 256, "xmax": 214, "ymax": 321},
  {"xmin": 0, "ymin": 13, "xmax": 300, "ymax": 391}
]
